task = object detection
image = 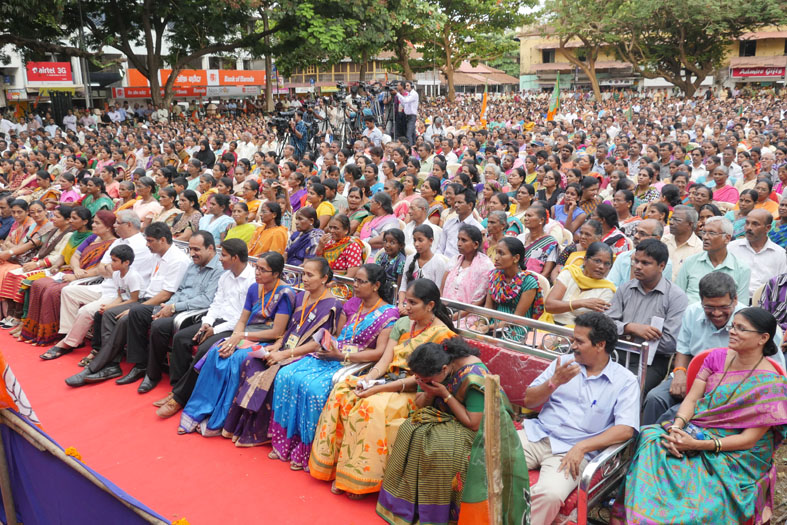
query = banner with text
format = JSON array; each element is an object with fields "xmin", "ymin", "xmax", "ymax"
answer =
[
  {"xmin": 730, "ymin": 67, "xmax": 786, "ymax": 78},
  {"xmin": 127, "ymin": 68, "xmax": 265, "ymax": 88},
  {"xmin": 25, "ymin": 62, "xmax": 73, "ymax": 84}
]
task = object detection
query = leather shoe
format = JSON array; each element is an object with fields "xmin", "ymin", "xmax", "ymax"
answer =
[
  {"xmin": 65, "ymin": 369, "xmax": 91, "ymax": 387},
  {"xmin": 84, "ymin": 365, "xmax": 123, "ymax": 384},
  {"xmin": 115, "ymin": 366, "xmax": 146, "ymax": 385},
  {"xmin": 156, "ymin": 398, "xmax": 183, "ymax": 418},
  {"xmin": 137, "ymin": 375, "xmax": 159, "ymax": 394},
  {"xmin": 153, "ymin": 392, "xmax": 174, "ymax": 407}
]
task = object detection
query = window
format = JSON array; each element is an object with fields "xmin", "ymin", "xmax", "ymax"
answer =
[
  {"xmin": 208, "ymin": 57, "xmax": 222, "ymax": 69},
  {"xmin": 542, "ymin": 49, "xmax": 555, "ymax": 64},
  {"xmin": 305, "ymin": 65, "xmax": 316, "ymax": 75},
  {"xmin": 739, "ymin": 40, "xmax": 756, "ymax": 57}
]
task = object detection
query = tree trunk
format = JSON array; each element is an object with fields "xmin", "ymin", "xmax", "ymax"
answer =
[
  {"xmin": 586, "ymin": 60, "xmax": 602, "ymax": 102},
  {"xmin": 395, "ymin": 37, "xmax": 414, "ymax": 81},
  {"xmin": 147, "ymin": 54, "xmax": 164, "ymax": 108},
  {"xmin": 444, "ymin": 35, "xmax": 455, "ymax": 102},
  {"xmin": 263, "ymin": 12, "xmax": 273, "ymax": 112},
  {"xmin": 359, "ymin": 49, "xmax": 369, "ymax": 82}
]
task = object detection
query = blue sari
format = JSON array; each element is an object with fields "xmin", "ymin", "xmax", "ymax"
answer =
[
  {"xmin": 269, "ymin": 298, "xmax": 399, "ymax": 466},
  {"xmin": 178, "ymin": 282, "xmax": 296, "ymax": 436}
]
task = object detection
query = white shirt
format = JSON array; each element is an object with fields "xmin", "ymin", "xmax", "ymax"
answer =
[
  {"xmin": 362, "ymin": 126, "xmax": 383, "ymax": 147},
  {"xmin": 436, "ymin": 214, "xmax": 484, "ymax": 259},
  {"xmin": 63, "ymin": 115, "xmax": 77, "ymax": 133},
  {"xmin": 110, "ymin": 268, "xmax": 143, "ymax": 301},
  {"xmin": 728, "ymin": 238, "xmax": 787, "ymax": 297},
  {"xmin": 202, "ymin": 264, "xmax": 256, "ymax": 333},
  {"xmin": 396, "ymin": 90, "xmax": 419, "ymax": 116},
  {"xmin": 98, "ymin": 233, "xmax": 154, "ymax": 297},
  {"xmin": 143, "ymin": 244, "xmax": 191, "ymax": 299},
  {"xmin": 404, "ymin": 220, "xmax": 443, "ymax": 248}
]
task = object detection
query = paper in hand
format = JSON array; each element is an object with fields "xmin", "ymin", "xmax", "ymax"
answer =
[
  {"xmin": 647, "ymin": 316, "xmax": 664, "ymax": 366},
  {"xmin": 248, "ymin": 347, "xmax": 269, "ymax": 359}
]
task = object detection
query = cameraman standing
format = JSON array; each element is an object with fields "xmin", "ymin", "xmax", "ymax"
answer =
[
  {"xmin": 289, "ymin": 110, "xmax": 308, "ymax": 160},
  {"xmin": 393, "ymin": 81, "xmax": 418, "ymax": 147}
]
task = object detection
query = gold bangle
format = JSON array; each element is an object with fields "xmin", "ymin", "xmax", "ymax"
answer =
[
  {"xmin": 569, "ymin": 300, "xmax": 574, "ymax": 312},
  {"xmin": 400, "ymin": 380, "xmax": 405, "ymax": 393},
  {"xmin": 444, "ymin": 393, "xmax": 453, "ymax": 402}
]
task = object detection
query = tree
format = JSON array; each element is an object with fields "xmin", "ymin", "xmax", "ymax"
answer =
[
  {"xmin": 540, "ymin": 0, "xmax": 623, "ymax": 102},
  {"xmin": 383, "ymin": 0, "xmax": 438, "ymax": 81},
  {"xmin": 424, "ymin": 0, "xmax": 534, "ymax": 101},
  {"xmin": 613, "ymin": 0, "xmax": 787, "ymax": 96}
]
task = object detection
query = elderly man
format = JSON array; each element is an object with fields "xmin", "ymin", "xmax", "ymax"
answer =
[
  {"xmin": 607, "ymin": 219, "xmax": 672, "ymax": 288},
  {"xmin": 403, "ymin": 197, "xmax": 442, "ymax": 247},
  {"xmin": 123, "ymin": 230, "xmax": 224, "ymax": 393},
  {"xmin": 65, "ymin": 222, "xmax": 190, "ymax": 387},
  {"xmin": 519, "ymin": 312, "xmax": 639, "ymax": 525},
  {"xmin": 57, "ymin": 211, "xmax": 153, "ymax": 343},
  {"xmin": 662, "ymin": 205, "xmax": 702, "ymax": 280},
  {"xmin": 676, "ymin": 216, "xmax": 750, "ymax": 304},
  {"xmin": 605, "ymin": 239, "xmax": 689, "ymax": 394},
  {"xmin": 728, "ymin": 209, "xmax": 787, "ymax": 299},
  {"xmin": 642, "ymin": 272, "xmax": 784, "ymax": 424},
  {"xmin": 435, "ymin": 189, "xmax": 482, "ymax": 259}
]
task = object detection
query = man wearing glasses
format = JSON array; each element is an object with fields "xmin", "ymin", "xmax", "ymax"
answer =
[
  {"xmin": 676, "ymin": 216, "xmax": 750, "ymax": 304},
  {"xmin": 642, "ymin": 272, "xmax": 785, "ymax": 425}
]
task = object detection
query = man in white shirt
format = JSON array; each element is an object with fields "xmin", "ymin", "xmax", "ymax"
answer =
[
  {"xmin": 662, "ymin": 205, "xmax": 703, "ymax": 281},
  {"xmin": 62, "ymin": 110, "xmax": 77, "ymax": 133},
  {"xmin": 361, "ymin": 116, "xmax": 383, "ymax": 148},
  {"xmin": 688, "ymin": 147, "xmax": 708, "ymax": 181},
  {"xmin": 435, "ymin": 189, "xmax": 483, "ymax": 259},
  {"xmin": 394, "ymin": 81, "xmax": 419, "ymax": 147},
  {"xmin": 154, "ymin": 238, "xmax": 256, "ymax": 418},
  {"xmin": 728, "ymin": 209, "xmax": 787, "ymax": 298},
  {"xmin": 423, "ymin": 117, "xmax": 444, "ymax": 143},
  {"xmin": 44, "ymin": 118, "xmax": 59, "ymax": 138},
  {"xmin": 403, "ymin": 197, "xmax": 442, "ymax": 247},
  {"xmin": 721, "ymin": 146, "xmax": 743, "ymax": 184}
]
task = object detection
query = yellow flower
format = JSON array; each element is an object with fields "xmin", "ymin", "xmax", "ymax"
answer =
[
  {"xmin": 172, "ymin": 519, "xmax": 190, "ymax": 525},
  {"xmin": 65, "ymin": 447, "xmax": 82, "ymax": 461}
]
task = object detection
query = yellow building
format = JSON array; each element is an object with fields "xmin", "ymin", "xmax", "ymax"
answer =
[{"xmin": 519, "ymin": 26, "xmax": 787, "ymax": 91}]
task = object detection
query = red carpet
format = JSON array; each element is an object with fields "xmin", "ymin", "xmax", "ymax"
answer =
[{"xmin": 2, "ymin": 332, "xmax": 378, "ymax": 524}]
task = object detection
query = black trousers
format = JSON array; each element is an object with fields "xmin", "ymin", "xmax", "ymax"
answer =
[
  {"xmin": 126, "ymin": 303, "xmax": 178, "ymax": 381},
  {"xmin": 87, "ymin": 302, "xmax": 136, "ymax": 374},
  {"xmin": 169, "ymin": 319, "xmax": 229, "ymax": 385}
]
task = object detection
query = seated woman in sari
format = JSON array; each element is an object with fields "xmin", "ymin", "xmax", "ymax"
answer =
[
  {"xmin": 269, "ymin": 264, "xmax": 399, "ymax": 470},
  {"xmin": 480, "ymin": 192, "xmax": 524, "ymax": 237},
  {"xmin": 317, "ymin": 214, "xmax": 364, "ymax": 279},
  {"xmin": 359, "ymin": 192, "xmax": 400, "ymax": 260},
  {"xmin": 0, "ymin": 200, "xmax": 54, "ymax": 328},
  {"xmin": 221, "ymin": 258, "xmax": 342, "ymax": 445},
  {"xmin": 481, "ymin": 237, "xmax": 544, "ymax": 340},
  {"xmin": 9, "ymin": 206, "xmax": 92, "ymax": 340},
  {"xmin": 285, "ymin": 207, "xmax": 323, "ymax": 266},
  {"xmin": 198, "ymin": 194, "xmax": 234, "ymax": 246},
  {"xmin": 520, "ymin": 204, "xmax": 559, "ymax": 277},
  {"xmin": 309, "ymin": 279, "xmax": 457, "ymax": 498},
  {"xmin": 178, "ymin": 251, "xmax": 297, "ymax": 436},
  {"xmin": 248, "ymin": 201, "xmax": 289, "ymax": 256},
  {"xmin": 172, "ymin": 190, "xmax": 202, "ymax": 242},
  {"xmin": 376, "ymin": 338, "xmax": 527, "ymax": 525},
  {"xmin": 151, "ymin": 187, "xmax": 180, "ymax": 228},
  {"xmin": 224, "ymin": 202, "xmax": 256, "ymax": 245},
  {"xmin": 346, "ymin": 186, "xmax": 371, "ymax": 236},
  {"xmin": 611, "ymin": 307, "xmax": 787, "ymax": 525},
  {"xmin": 544, "ymin": 242, "xmax": 615, "ymax": 326},
  {"xmin": 81, "ymin": 177, "xmax": 114, "ymax": 216},
  {"xmin": 27, "ymin": 210, "xmax": 116, "ymax": 353},
  {"xmin": 550, "ymin": 219, "xmax": 603, "ymax": 282},
  {"xmin": 113, "ymin": 181, "xmax": 137, "ymax": 215}
]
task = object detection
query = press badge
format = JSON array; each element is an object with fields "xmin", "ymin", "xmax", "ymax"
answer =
[
  {"xmin": 308, "ymin": 312, "xmax": 316, "ymax": 322},
  {"xmin": 285, "ymin": 334, "xmax": 299, "ymax": 350}
]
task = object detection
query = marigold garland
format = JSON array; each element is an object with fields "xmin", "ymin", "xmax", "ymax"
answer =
[
  {"xmin": 64, "ymin": 447, "xmax": 82, "ymax": 461},
  {"xmin": 171, "ymin": 519, "xmax": 190, "ymax": 525}
]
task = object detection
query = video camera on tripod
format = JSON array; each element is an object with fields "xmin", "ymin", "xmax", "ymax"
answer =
[{"xmin": 267, "ymin": 110, "xmax": 295, "ymax": 137}]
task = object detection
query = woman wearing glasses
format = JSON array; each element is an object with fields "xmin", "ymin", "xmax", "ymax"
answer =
[
  {"xmin": 543, "ymin": 242, "xmax": 616, "ymax": 326},
  {"xmin": 612, "ymin": 307, "xmax": 787, "ymax": 524}
]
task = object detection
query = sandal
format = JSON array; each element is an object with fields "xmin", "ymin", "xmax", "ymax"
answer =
[
  {"xmin": 267, "ymin": 450, "xmax": 281, "ymax": 460},
  {"xmin": 330, "ymin": 481, "xmax": 344, "ymax": 495},
  {"xmin": 346, "ymin": 492, "xmax": 366, "ymax": 500},
  {"xmin": 289, "ymin": 461, "xmax": 303, "ymax": 471},
  {"xmin": 77, "ymin": 350, "xmax": 98, "ymax": 368},
  {"xmin": 40, "ymin": 346, "xmax": 72, "ymax": 360}
]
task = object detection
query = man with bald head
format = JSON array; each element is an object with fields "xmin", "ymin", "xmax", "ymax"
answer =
[
  {"xmin": 729, "ymin": 208, "xmax": 787, "ymax": 298},
  {"xmin": 607, "ymin": 219, "xmax": 673, "ymax": 288}
]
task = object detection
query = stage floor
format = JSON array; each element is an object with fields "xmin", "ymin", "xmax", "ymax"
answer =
[{"xmin": 2, "ymin": 332, "xmax": 377, "ymax": 524}]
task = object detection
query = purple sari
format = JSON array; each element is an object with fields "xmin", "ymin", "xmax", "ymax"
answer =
[
  {"xmin": 221, "ymin": 291, "xmax": 342, "ymax": 447},
  {"xmin": 290, "ymin": 188, "xmax": 307, "ymax": 213}
]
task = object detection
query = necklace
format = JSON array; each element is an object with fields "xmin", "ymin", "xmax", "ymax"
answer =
[
  {"xmin": 260, "ymin": 278, "xmax": 279, "ymax": 314},
  {"xmin": 299, "ymin": 288, "xmax": 327, "ymax": 327},
  {"xmin": 409, "ymin": 315, "xmax": 435, "ymax": 341},
  {"xmin": 351, "ymin": 297, "xmax": 382, "ymax": 340}
]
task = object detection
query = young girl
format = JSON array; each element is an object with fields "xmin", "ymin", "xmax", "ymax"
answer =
[
  {"xmin": 373, "ymin": 228, "xmax": 406, "ymax": 288},
  {"xmin": 399, "ymin": 225, "xmax": 449, "ymax": 315}
]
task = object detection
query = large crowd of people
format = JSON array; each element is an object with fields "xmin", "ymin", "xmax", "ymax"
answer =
[{"xmin": 0, "ymin": 84, "xmax": 786, "ymax": 524}]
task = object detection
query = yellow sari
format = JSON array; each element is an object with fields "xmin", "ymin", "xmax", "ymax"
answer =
[{"xmin": 309, "ymin": 318, "xmax": 455, "ymax": 495}]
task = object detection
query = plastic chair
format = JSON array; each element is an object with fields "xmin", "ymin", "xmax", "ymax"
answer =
[
  {"xmin": 752, "ymin": 283, "xmax": 765, "ymax": 307},
  {"xmin": 532, "ymin": 271, "xmax": 551, "ymax": 299}
]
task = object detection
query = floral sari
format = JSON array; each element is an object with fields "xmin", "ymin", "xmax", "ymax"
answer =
[
  {"xmin": 20, "ymin": 235, "xmax": 114, "ymax": 345},
  {"xmin": 613, "ymin": 348, "xmax": 787, "ymax": 524},
  {"xmin": 269, "ymin": 298, "xmax": 399, "ymax": 467},
  {"xmin": 442, "ymin": 253, "xmax": 494, "ymax": 328},
  {"xmin": 178, "ymin": 283, "xmax": 297, "ymax": 436},
  {"xmin": 221, "ymin": 291, "xmax": 342, "ymax": 445},
  {"xmin": 308, "ymin": 317, "xmax": 455, "ymax": 495}
]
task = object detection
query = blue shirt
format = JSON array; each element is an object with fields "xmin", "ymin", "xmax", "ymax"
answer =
[
  {"xmin": 523, "ymin": 355, "xmax": 640, "ymax": 458},
  {"xmin": 165, "ymin": 254, "xmax": 224, "ymax": 313},
  {"xmin": 677, "ymin": 301, "xmax": 785, "ymax": 368},
  {"xmin": 0, "ymin": 215, "xmax": 14, "ymax": 240},
  {"xmin": 608, "ymin": 249, "xmax": 673, "ymax": 289}
]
